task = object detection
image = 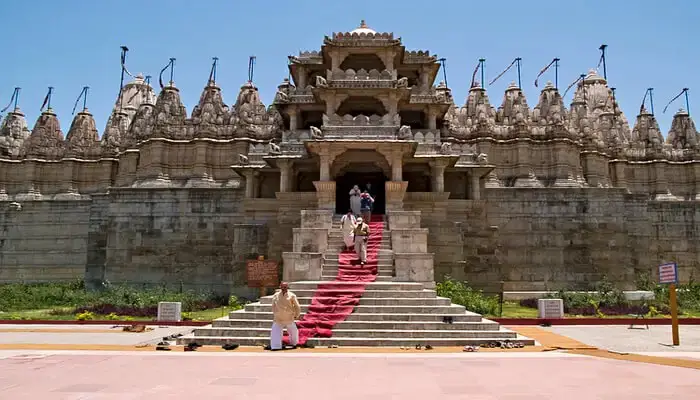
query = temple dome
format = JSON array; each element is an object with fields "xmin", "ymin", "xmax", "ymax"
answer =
[{"xmin": 350, "ymin": 20, "xmax": 376, "ymax": 35}]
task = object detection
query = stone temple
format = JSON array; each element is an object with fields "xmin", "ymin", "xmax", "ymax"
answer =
[{"xmin": 1, "ymin": 21, "xmax": 700, "ymax": 300}]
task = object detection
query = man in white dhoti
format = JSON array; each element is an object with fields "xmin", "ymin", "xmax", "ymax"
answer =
[
  {"xmin": 353, "ymin": 217, "xmax": 371, "ymax": 265},
  {"xmin": 340, "ymin": 209, "xmax": 356, "ymax": 251},
  {"xmin": 269, "ymin": 282, "xmax": 301, "ymax": 350}
]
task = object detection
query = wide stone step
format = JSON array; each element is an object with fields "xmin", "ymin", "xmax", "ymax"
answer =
[
  {"xmin": 227, "ymin": 311, "xmax": 483, "ymax": 322},
  {"xmin": 212, "ymin": 319, "xmax": 499, "ymax": 331},
  {"xmin": 244, "ymin": 303, "xmax": 466, "ymax": 314},
  {"xmin": 258, "ymin": 296, "xmax": 451, "ymax": 306},
  {"xmin": 321, "ymin": 275, "xmax": 394, "ymax": 282},
  {"xmin": 328, "ymin": 231, "xmax": 391, "ymax": 238},
  {"xmin": 289, "ymin": 281, "xmax": 423, "ymax": 291},
  {"xmin": 190, "ymin": 327, "xmax": 517, "ymax": 339},
  {"xmin": 177, "ymin": 335, "xmax": 535, "ymax": 347},
  {"xmin": 324, "ymin": 254, "xmax": 393, "ymax": 261},
  {"xmin": 323, "ymin": 260, "xmax": 394, "ymax": 267},
  {"xmin": 285, "ymin": 289, "xmax": 437, "ymax": 299}
]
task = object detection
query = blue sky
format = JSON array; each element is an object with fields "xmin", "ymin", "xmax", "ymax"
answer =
[{"xmin": 1, "ymin": 0, "xmax": 697, "ymax": 135}]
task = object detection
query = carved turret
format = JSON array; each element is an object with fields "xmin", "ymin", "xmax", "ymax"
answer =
[
  {"xmin": 124, "ymin": 103, "xmax": 155, "ymax": 148},
  {"xmin": 20, "ymin": 109, "xmax": 65, "ymax": 160},
  {"xmin": 153, "ymin": 84, "xmax": 187, "ymax": 139},
  {"xmin": 666, "ymin": 108, "xmax": 700, "ymax": 150},
  {"xmin": 631, "ymin": 107, "xmax": 664, "ymax": 150},
  {"xmin": 105, "ymin": 74, "xmax": 156, "ymax": 130},
  {"xmin": 571, "ymin": 69, "xmax": 631, "ymax": 150},
  {"xmin": 64, "ymin": 109, "xmax": 100, "ymax": 158},
  {"xmin": 325, "ymin": 20, "xmax": 400, "ymax": 46},
  {"xmin": 191, "ymin": 81, "xmax": 229, "ymax": 137},
  {"xmin": 532, "ymin": 81, "xmax": 569, "ymax": 136},
  {"xmin": 233, "ymin": 81, "xmax": 282, "ymax": 140},
  {"xmin": 444, "ymin": 82, "xmax": 496, "ymax": 139},
  {"xmin": 496, "ymin": 82, "xmax": 531, "ymax": 133},
  {"xmin": 101, "ymin": 110, "xmax": 130, "ymax": 155},
  {"xmin": 0, "ymin": 108, "xmax": 31, "ymax": 158}
]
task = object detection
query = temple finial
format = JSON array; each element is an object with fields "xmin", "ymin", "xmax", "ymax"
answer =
[{"xmin": 359, "ymin": 19, "xmax": 367, "ymax": 28}]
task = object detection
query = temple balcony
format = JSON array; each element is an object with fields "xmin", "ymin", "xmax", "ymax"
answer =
[
  {"xmin": 315, "ymin": 68, "xmax": 403, "ymax": 90},
  {"xmin": 273, "ymin": 85, "xmax": 316, "ymax": 105},
  {"xmin": 409, "ymin": 85, "xmax": 453, "ymax": 105}
]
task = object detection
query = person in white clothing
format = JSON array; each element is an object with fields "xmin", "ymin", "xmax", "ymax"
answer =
[
  {"xmin": 340, "ymin": 209, "xmax": 357, "ymax": 251},
  {"xmin": 269, "ymin": 281, "xmax": 301, "ymax": 350},
  {"xmin": 349, "ymin": 185, "xmax": 362, "ymax": 216}
]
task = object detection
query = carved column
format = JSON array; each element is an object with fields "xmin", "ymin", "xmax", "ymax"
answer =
[
  {"xmin": 429, "ymin": 159, "xmax": 448, "ymax": 192},
  {"xmin": 471, "ymin": 173, "xmax": 481, "ymax": 200},
  {"xmin": 427, "ymin": 107, "xmax": 437, "ymax": 130},
  {"xmin": 319, "ymin": 152, "xmax": 331, "ymax": 181},
  {"xmin": 288, "ymin": 107, "xmax": 298, "ymax": 130},
  {"xmin": 278, "ymin": 159, "xmax": 292, "ymax": 193},
  {"xmin": 385, "ymin": 181, "xmax": 408, "ymax": 212},
  {"xmin": 243, "ymin": 170, "xmax": 259, "ymax": 199},
  {"xmin": 297, "ymin": 66, "xmax": 307, "ymax": 88}
]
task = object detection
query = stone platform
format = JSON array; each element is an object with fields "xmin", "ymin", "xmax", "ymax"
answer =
[{"xmin": 178, "ymin": 211, "xmax": 534, "ymax": 347}]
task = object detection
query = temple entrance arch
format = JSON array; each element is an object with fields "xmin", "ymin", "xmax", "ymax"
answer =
[{"xmin": 331, "ymin": 149, "xmax": 390, "ymax": 215}]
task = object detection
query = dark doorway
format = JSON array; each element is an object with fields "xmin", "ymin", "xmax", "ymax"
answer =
[{"xmin": 335, "ymin": 171, "xmax": 387, "ymax": 215}]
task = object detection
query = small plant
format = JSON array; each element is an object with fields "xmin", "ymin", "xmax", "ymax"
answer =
[
  {"xmin": 75, "ymin": 311, "xmax": 95, "ymax": 321},
  {"xmin": 106, "ymin": 312, "xmax": 121, "ymax": 320},
  {"xmin": 436, "ymin": 277, "xmax": 498, "ymax": 315}
]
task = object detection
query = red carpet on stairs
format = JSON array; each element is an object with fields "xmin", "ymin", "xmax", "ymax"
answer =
[{"xmin": 284, "ymin": 215, "xmax": 385, "ymax": 346}]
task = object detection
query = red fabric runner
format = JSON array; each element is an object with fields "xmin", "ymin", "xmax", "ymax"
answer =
[{"xmin": 284, "ymin": 216, "xmax": 385, "ymax": 345}]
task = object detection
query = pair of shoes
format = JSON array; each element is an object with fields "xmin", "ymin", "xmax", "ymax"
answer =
[
  {"xmin": 222, "ymin": 343, "xmax": 239, "ymax": 351},
  {"xmin": 155, "ymin": 341, "xmax": 171, "ymax": 351}
]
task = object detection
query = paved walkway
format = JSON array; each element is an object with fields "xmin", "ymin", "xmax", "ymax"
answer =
[
  {"xmin": 544, "ymin": 325, "xmax": 700, "ymax": 353},
  {"xmin": 0, "ymin": 351, "xmax": 698, "ymax": 399}
]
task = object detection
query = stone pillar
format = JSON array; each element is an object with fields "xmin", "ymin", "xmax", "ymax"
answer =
[
  {"xmin": 387, "ymin": 211, "xmax": 422, "ymax": 230},
  {"xmin": 278, "ymin": 159, "xmax": 292, "ymax": 193},
  {"xmin": 427, "ymin": 108, "xmax": 437, "ymax": 130},
  {"xmin": 297, "ymin": 67, "xmax": 307, "ymax": 89},
  {"xmin": 390, "ymin": 152, "xmax": 403, "ymax": 182},
  {"xmin": 282, "ymin": 252, "xmax": 323, "ymax": 281},
  {"xmin": 313, "ymin": 181, "xmax": 336, "ymax": 210},
  {"xmin": 470, "ymin": 173, "xmax": 481, "ymax": 200},
  {"xmin": 394, "ymin": 253, "xmax": 435, "ymax": 289},
  {"xmin": 429, "ymin": 160, "xmax": 447, "ymax": 192},
  {"xmin": 319, "ymin": 153, "xmax": 331, "ymax": 181},
  {"xmin": 289, "ymin": 108, "xmax": 298, "ymax": 131},
  {"xmin": 385, "ymin": 181, "xmax": 408, "ymax": 212},
  {"xmin": 243, "ymin": 170, "xmax": 258, "ymax": 199}
]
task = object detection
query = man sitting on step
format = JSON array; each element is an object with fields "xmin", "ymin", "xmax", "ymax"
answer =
[
  {"xmin": 353, "ymin": 217, "xmax": 371, "ymax": 265},
  {"xmin": 269, "ymin": 282, "xmax": 301, "ymax": 350}
]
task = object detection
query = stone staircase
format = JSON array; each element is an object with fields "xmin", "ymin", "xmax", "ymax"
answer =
[{"xmin": 178, "ymin": 210, "xmax": 534, "ymax": 347}]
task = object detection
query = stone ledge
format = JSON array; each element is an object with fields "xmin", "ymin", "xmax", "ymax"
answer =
[
  {"xmin": 282, "ymin": 252, "xmax": 323, "ymax": 282},
  {"xmin": 394, "ymin": 252, "xmax": 435, "ymax": 289}
]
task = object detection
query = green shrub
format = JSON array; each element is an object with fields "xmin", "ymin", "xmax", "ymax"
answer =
[{"xmin": 436, "ymin": 277, "xmax": 498, "ymax": 315}]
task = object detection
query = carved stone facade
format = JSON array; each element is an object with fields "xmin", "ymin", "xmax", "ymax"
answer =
[{"xmin": 1, "ymin": 22, "xmax": 700, "ymax": 292}]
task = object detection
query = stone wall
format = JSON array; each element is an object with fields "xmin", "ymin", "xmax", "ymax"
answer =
[
  {"xmin": 0, "ymin": 200, "xmax": 91, "ymax": 282},
  {"xmin": 425, "ymin": 188, "xmax": 700, "ymax": 293},
  {"xmin": 96, "ymin": 188, "xmax": 263, "ymax": 296}
]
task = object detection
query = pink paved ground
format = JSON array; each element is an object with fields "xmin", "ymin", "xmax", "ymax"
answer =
[{"xmin": 0, "ymin": 352, "xmax": 698, "ymax": 399}]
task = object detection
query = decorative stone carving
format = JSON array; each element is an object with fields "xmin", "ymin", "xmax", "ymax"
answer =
[
  {"xmin": 444, "ymin": 83, "xmax": 497, "ymax": 139},
  {"xmin": 0, "ymin": 108, "xmax": 31, "ymax": 158},
  {"xmin": 570, "ymin": 69, "xmax": 631, "ymax": 150},
  {"xmin": 496, "ymin": 82, "xmax": 531, "ymax": 133},
  {"xmin": 191, "ymin": 82, "xmax": 229, "ymax": 136},
  {"xmin": 64, "ymin": 110, "xmax": 100, "ymax": 158},
  {"xmin": 666, "ymin": 108, "xmax": 699, "ymax": 150},
  {"xmin": 310, "ymin": 126, "xmax": 324, "ymax": 139},
  {"xmin": 238, "ymin": 154, "xmax": 249, "ymax": 164},
  {"xmin": 233, "ymin": 82, "xmax": 282, "ymax": 140},
  {"xmin": 531, "ymin": 81, "xmax": 570, "ymax": 136},
  {"xmin": 630, "ymin": 107, "xmax": 664, "ymax": 151},
  {"xmin": 124, "ymin": 103, "xmax": 155, "ymax": 148},
  {"xmin": 153, "ymin": 85, "xmax": 188, "ymax": 139},
  {"xmin": 439, "ymin": 142, "xmax": 452, "ymax": 154},
  {"xmin": 323, "ymin": 113, "xmax": 397, "ymax": 127},
  {"xmin": 268, "ymin": 141, "xmax": 282, "ymax": 154},
  {"xmin": 101, "ymin": 110, "xmax": 130, "ymax": 155},
  {"xmin": 105, "ymin": 74, "xmax": 156, "ymax": 134},
  {"xmin": 315, "ymin": 75, "xmax": 328, "ymax": 88},
  {"xmin": 398, "ymin": 125, "xmax": 412, "ymax": 140},
  {"xmin": 20, "ymin": 109, "xmax": 65, "ymax": 160}
]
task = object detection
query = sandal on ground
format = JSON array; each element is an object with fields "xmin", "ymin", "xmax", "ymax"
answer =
[{"xmin": 222, "ymin": 344, "xmax": 239, "ymax": 351}]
